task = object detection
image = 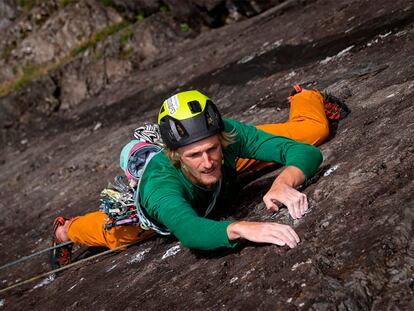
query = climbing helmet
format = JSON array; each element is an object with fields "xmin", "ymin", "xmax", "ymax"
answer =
[{"xmin": 158, "ymin": 90, "xmax": 223, "ymax": 149}]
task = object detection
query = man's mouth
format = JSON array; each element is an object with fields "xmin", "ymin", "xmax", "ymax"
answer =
[{"xmin": 202, "ymin": 166, "xmax": 217, "ymax": 175}]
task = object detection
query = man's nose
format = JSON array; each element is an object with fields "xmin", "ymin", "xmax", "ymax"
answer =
[{"xmin": 201, "ymin": 152, "xmax": 213, "ymax": 168}]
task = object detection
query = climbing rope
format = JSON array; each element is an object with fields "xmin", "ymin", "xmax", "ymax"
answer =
[
  {"xmin": 0, "ymin": 240, "xmax": 146, "ymax": 294},
  {"xmin": 0, "ymin": 241, "xmax": 74, "ymax": 271},
  {"xmin": 133, "ymin": 123, "xmax": 163, "ymax": 146}
]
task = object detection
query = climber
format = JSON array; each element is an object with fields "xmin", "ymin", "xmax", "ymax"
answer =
[{"xmin": 50, "ymin": 87, "xmax": 349, "ymax": 268}]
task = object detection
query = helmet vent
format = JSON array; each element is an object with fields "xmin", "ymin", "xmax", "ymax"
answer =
[
  {"xmin": 176, "ymin": 122, "xmax": 187, "ymax": 137},
  {"xmin": 206, "ymin": 111, "xmax": 213, "ymax": 127},
  {"xmin": 188, "ymin": 100, "xmax": 202, "ymax": 114},
  {"xmin": 160, "ymin": 106, "xmax": 165, "ymax": 113}
]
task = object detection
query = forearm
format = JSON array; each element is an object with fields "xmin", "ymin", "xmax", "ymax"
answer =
[
  {"xmin": 165, "ymin": 214, "xmax": 238, "ymax": 250},
  {"xmin": 271, "ymin": 165, "xmax": 305, "ymax": 189}
]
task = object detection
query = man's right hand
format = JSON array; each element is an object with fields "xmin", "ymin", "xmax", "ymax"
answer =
[{"xmin": 226, "ymin": 221, "xmax": 300, "ymax": 248}]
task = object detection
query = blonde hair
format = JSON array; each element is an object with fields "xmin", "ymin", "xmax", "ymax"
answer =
[{"xmin": 165, "ymin": 130, "xmax": 236, "ymax": 167}]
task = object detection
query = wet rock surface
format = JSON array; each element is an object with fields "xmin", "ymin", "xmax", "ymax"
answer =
[{"xmin": 0, "ymin": 0, "xmax": 413, "ymax": 310}]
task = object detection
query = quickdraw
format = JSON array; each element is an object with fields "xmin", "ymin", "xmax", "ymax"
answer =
[
  {"xmin": 99, "ymin": 175, "xmax": 172, "ymax": 235},
  {"xmin": 99, "ymin": 176, "xmax": 140, "ymax": 230}
]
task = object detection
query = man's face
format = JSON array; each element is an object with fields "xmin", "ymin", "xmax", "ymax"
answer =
[{"xmin": 177, "ymin": 134, "xmax": 222, "ymax": 188}]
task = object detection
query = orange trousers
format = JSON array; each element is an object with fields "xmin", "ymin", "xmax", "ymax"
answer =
[{"xmin": 67, "ymin": 90, "xmax": 329, "ymax": 249}]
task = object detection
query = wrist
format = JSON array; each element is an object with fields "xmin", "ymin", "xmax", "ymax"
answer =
[
  {"xmin": 273, "ymin": 166, "xmax": 305, "ymax": 188},
  {"xmin": 271, "ymin": 178, "xmax": 290, "ymax": 193},
  {"xmin": 227, "ymin": 221, "xmax": 244, "ymax": 240}
]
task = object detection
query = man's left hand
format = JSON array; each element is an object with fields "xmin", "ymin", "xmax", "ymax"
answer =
[
  {"xmin": 263, "ymin": 182, "xmax": 308, "ymax": 219},
  {"xmin": 262, "ymin": 166, "xmax": 308, "ymax": 219}
]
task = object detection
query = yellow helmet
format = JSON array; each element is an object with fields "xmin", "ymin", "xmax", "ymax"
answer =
[{"xmin": 158, "ymin": 90, "xmax": 223, "ymax": 149}]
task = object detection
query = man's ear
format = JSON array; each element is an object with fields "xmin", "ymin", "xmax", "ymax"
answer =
[
  {"xmin": 181, "ymin": 160, "xmax": 188, "ymax": 171},
  {"xmin": 172, "ymin": 150, "xmax": 182, "ymax": 168}
]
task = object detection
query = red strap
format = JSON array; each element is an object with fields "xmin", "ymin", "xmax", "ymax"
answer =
[{"xmin": 293, "ymin": 84, "xmax": 302, "ymax": 93}]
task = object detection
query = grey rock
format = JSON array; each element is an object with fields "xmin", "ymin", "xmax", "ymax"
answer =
[
  {"xmin": 0, "ymin": 0, "xmax": 123, "ymax": 83},
  {"xmin": 0, "ymin": 0, "xmax": 19, "ymax": 31},
  {"xmin": 311, "ymin": 302, "xmax": 336, "ymax": 311},
  {"xmin": 1, "ymin": 1, "xmax": 414, "ymax": 310}
]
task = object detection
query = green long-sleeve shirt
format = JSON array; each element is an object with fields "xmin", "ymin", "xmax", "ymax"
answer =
[{"xmin": 139, "ymin": 118, "xmax": 322, "ymax": 250}]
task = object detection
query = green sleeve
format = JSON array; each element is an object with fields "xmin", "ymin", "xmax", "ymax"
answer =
[
  {"xmin": 149, "ymin": 194, "xmax": 238, "ymax": 250},
  {"xmin": 140, "ymin": 164, "xmax": 238, "ymax": 250},
  {"xmin": 224, "ymin": 119, "xmax": 323, "ymax": 179}
]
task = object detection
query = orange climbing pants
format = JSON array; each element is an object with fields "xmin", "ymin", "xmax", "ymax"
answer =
[
  {"xmin": 67, "ymin": 211, "xmax": 155, "ymax": 249},
  {"xmin": 235, "ymin": 89, "xmax": 329, "ymax": 173},
  {"xmin": 67, "ymin": 90, "xmax": 329, "ymax": 249}
]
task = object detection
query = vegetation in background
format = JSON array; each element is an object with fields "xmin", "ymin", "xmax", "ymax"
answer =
[
  {"xmin": 120, "ymin": 27, "xmax": 133, "ymax": 46},
  {"xmin": 59, "ymin": 0, "xmax": 72, "ymax": 8},
  {"xmin": 0, "ymin": 20, "xmax": 132, "ymax": 96},
  {"xmin": 136, "ymin": 14, "xmax": 145, "ymax": 22},
  {"xmin": 0, "ymin": 0, "xmax": 176, "ymax": 96},
  {"xmin": 10, "ymin": 64, "xmax": 41, "ymax": 91},
  {"xmin": 0, "ymin": 62, "xmax": 59, "ymax": 96},
  {"xmin": 99, "ymin": 0, "xmax": 113, "ymax": 7},
  {"xmin": 12, "ymin": 66, "xmax": 18, "ymax": 75},
  {"xmin": 16, "ymin": 0, "xmax": 38, "ymax": 13},
  {"xmin": 159, "ymin": 4, "xmax": 169, "ymax": 13},
  {"xmin": 1, "ymin": 45, "xmax": 15, "ymax": 61},
  {"xmin": 119, "ymin": 27, "xmax": 134, "ymax": 59},
  {"xmin": 119, "ymin": 47, "xmax": 133, "ymax": 60},
  {"xmin": 180, "ymin": 23, "xmax": 191, "ymax": 32},
  {"xmin": 70, "ymin": 21, "xmax": 130, "ymax": 57},
  {"xmin": 92, "ymin": 50, "xmax": 104, "ymax": 61}
]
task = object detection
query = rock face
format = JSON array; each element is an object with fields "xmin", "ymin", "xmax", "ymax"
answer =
[
  {"xmin": 0, "ymin": 0, "xmax": 413, "ymax": 310},
  {"xmin": 0, "ymin": 0, "xmax": 123, "ymax": 83},
  {"xmin": 0, "ymin": 0, "xmax": 277, "ymax": 131},
  {"xmin": 0, "ymin": 0, "xmax": 19, "ymax": 31},
  {"xmin": 13, "ymin": 1, "xmax": 121, "ymax": 64}
]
